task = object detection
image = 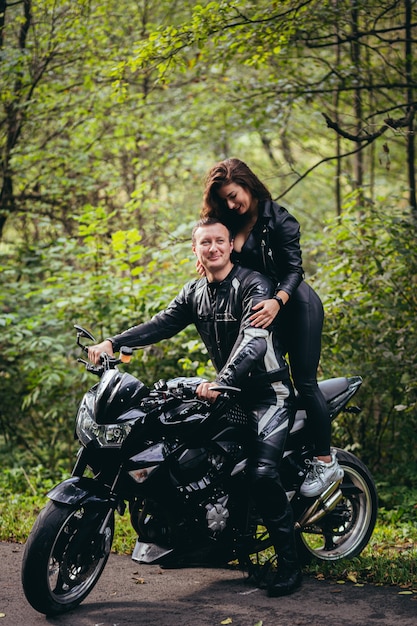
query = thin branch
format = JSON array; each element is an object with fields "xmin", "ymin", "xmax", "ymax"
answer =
[
  {"xmin": 276, "ymin": 140, "xmax": 376, "ymax": 201},
  {"xmin": 322, "ymin": 106, "xmax": 415, "ymax": 142}
]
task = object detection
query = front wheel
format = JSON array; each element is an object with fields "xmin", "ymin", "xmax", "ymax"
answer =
[
  {"xmin": 22, "ymin": 500, "xmax": 114, "ymax": 615},
  {"xmin": 297, "ymin": 448, "xmax": 378, "ymax": 563}
]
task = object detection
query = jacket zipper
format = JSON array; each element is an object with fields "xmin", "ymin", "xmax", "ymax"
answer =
[{"xmin": 261, "ymin": 226, "xmax": 268, "ymax": 271}]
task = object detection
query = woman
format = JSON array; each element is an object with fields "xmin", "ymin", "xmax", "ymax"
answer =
[{"xmin": 200, "ymin": 157, "xmax": 343, "ymax": 497}]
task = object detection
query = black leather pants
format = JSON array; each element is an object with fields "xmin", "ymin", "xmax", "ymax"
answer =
[
  {"xmin": 245, "ymin": 382, "xmax": 298, "ymax": 564},
  {"xmin": 279, "ymin": 280, "xmax": 331, "ymax": 457}
]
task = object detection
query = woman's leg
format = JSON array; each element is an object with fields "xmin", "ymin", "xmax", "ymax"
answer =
[
  {"xmin": 280, "ymin": 282, "xmax": 343, "ymax": 496},
  {"xmin": 283, "ymin": 282, "xmax": 331, "ymax": 455}
]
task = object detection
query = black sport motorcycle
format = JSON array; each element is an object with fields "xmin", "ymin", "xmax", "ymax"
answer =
[{"xmin": 21, "ymin": 325, "xmax": 378, "ymax": 615}]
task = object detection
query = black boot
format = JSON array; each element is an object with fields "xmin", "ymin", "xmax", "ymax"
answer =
[
  {"xmin": 267, "ymin": 558, "xmax": 302, "ymax": 597},
  {"xmin": 260, "ymin": 499, "xmax": 302, "ymax": 597},
  {"xmin": 248, "ymin": 459, "xmax": 302, "ymax": 597}
]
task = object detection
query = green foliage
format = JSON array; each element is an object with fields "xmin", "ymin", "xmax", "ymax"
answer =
[
  {"xmin": 123, "ymin": 0, "xmax": 415, "ymax": 211},
  {"xmin": 0, "ymin": 466, "xmax": 65, "ymax": 542},
  {"xmin": 312, "ymin": 200, "xmax": 417, "ymax": 480},
  {"xmin": 2, "ymin": 0, "xmax": 414, "ymax": 250}
]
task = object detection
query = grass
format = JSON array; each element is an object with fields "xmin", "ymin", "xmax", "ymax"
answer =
[
  {"xmin": 304, "ymin": 520, "xmax": 417, "ymax": 589},
  {"xmin": 1, "ymin": 468, "xmax": 417, "ymax": 589}
]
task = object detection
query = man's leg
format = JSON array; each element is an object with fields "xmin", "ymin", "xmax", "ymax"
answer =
[{"xmin": 247, "ymin": 388, "xmax": 302, "ymax": 597}]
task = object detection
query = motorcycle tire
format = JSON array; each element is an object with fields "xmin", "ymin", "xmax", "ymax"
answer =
[
  {"xmin": 296, "ymin": 447, "xmax": 378, "ymax": 563},
  {"xmin": 21, "ymin": 500, "xmax": 114, "ymax": 615}
]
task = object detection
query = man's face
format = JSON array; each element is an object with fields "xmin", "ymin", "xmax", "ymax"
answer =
[{"xmin": 192, "ymin": 223, "xmax": 233, "ymax": 277}]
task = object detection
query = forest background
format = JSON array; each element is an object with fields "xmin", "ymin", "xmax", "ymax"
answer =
[{"xmin": 0, "ymin": 0, "xmax": 416, "ymax": 576}]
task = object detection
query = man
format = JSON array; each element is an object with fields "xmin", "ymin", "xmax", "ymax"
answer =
[{"xmin": 88, "ymin": 218, "xmax": 302, "ymax": 597}]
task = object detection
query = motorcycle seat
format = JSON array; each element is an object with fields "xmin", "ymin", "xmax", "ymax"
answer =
[
  {"xmin": 295, "ymin": 377, "xmax": 349, "ymax": 408},
  {"xmin": 317, "ymin": 377, "xmax": 350, "ymax": 402}
]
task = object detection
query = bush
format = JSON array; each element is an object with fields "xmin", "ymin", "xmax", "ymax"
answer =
[{"xmin": 311, "ymin": 200, "xmax": 417, "ymax": 482}]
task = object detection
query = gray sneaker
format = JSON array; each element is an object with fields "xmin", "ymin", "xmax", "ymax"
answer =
[{"xmin": 300, "ymin": 449, "xmax": 344, "ymax": 497}]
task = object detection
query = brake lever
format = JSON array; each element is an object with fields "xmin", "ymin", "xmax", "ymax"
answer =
[
  {"xmin": 209, "ymin": 385, "xmax": 241, "ymax": 393},
  {"xmin": 77, "ymin": 357, "xmax": 103, "ymax": 376}
]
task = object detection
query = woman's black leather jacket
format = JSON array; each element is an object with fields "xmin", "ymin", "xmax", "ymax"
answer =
[
  {"xmin": 110, "ymin": 265, "xmax": 289, "ymax": 391},
  {"xmin": 232, "ymin": 199, "xmax": 304, "ymax": 298}
]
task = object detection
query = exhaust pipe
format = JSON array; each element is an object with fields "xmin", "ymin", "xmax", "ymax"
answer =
[{"xmin": 295, "ymin": 480, "xmax": 344, "ymax": 529}]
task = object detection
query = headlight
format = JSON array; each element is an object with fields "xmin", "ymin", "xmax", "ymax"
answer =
[{"xmin": 76, "ymin": 392, "xmax": 134, "ymax": 448}]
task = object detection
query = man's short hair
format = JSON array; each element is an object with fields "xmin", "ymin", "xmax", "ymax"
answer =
[{"xmin": 191, "ymin": 217, "xmax": 233, "ymax": 244}]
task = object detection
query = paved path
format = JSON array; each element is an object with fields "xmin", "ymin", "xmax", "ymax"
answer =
[{"xmin": 1, "ymin": 541, "xmax": 416, "ymax": 625}]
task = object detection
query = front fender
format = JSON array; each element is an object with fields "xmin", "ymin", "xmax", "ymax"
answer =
[{"xmin": 47, "ymin": 476, "xmax": 112, "ymax": 506}]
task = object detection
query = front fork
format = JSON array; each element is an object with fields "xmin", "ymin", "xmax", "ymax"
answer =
[
  {"xmin": 50, "ymin": 448, "xmax": 125, "ymax": 524},
  {"xmin": 71, "ymin": 446, "xmax": 89, "ymax": 477}
]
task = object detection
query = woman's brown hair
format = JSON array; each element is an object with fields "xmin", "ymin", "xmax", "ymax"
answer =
[{"xmin": 201, "ymin": 158, "xmax": 272, "ymax": 227}]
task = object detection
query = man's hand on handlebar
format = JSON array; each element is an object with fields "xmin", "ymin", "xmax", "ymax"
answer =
[
  {"xmin": 196, "ymin": 381, "xmax": 220, "ymax": 403},
  {"xmin": 88, "ymin": 340, "xmax": 114, "ymax": 365}
]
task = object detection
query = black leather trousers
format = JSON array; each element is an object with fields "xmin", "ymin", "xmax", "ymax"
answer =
[
  {"xmin": 244, "ymin": 381, "xmax": 298, "ymax": 564},
  {"xmin": 279, "ymin": 280, "xmax": 331, "ymax": 457}
]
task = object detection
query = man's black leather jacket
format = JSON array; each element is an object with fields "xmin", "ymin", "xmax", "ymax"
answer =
[
  {"xmin": 232, "ymin": 199, "xmax": 304, "ymax": 298},
  {"xmin": 110, "ymin": 265, "xmax": 288, "ymax": 390}
]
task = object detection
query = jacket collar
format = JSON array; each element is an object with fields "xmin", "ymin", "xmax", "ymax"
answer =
[
  {"xmin": 260, "ymin": 198, "xmax": 274, "ymax": 219},
  {"xmin": 255, "ymin": 199, "xmax": 273, "ymax": 231},
  {"xmin": 206, "ymin": 264, "xmax": 238, "ymax": 286}
]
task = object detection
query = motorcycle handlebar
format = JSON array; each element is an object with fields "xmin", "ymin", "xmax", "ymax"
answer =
[
  {"xmin": 165, "ymin": 383, "xmax": 241, "ymax": 403},
  {"xmin": 150, "ymin": 376, "xmax": 241, "ymax": 399},
  {"xmin": 75, "ymin": 325, "xmax": 134, "ymax": 372},
  {"xmin": 74, "ymin": 325, "xmax": 242, "ymax": 400}
]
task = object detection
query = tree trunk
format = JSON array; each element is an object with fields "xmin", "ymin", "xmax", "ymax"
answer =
[
  {"xmin": 351, "ymin": 3, "xmax": 364, "ymax": 206},
  {"xmin": 333, "ymin": 0, "xmax": 342, "ymax": 216},
  {"xmin": 404, "ymin": 0, "xmax": 416, "ymax": 220},
  {"xmin": 0, "ymin": 0, "xmax": 32, "ymax": 240}
]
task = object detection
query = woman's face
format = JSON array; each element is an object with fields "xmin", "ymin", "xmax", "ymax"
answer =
[{"xmin": 218, "ymin": 183, "xmax": 257, "ymax": 216}]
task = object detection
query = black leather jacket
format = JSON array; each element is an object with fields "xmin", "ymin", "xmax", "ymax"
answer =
[
  {"xmin": 110, "ymin": 265, "xmax": 288, "ymax": 389},
  {"xmin": 232, "ymin": 199, "xmax": 304, "ymax": 298}
]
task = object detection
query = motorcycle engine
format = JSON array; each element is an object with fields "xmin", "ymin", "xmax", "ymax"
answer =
[
  {"xmin": 206, "ymin": 496, "xmax": 229, "ymax": 534},
  {"xmin": 171, "ymin": 448, "xmax": 232, "ymax": 537},
  {"xmin": 172, "ymin": 447, "xmax": 226, "ymax": 490}
]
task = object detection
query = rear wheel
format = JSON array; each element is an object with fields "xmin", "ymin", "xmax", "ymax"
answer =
[
  {"xmin": 22, "ymin": 500, "xmax": 114, "ymax": 615},
  {"xmin": 297, "ymin": 448, "xmax": 377, "ymax": 562}
]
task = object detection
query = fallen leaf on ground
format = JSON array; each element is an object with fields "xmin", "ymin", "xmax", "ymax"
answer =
[{"xmin": 221, "ymin": 619, "xmax": 233, "ymax": 625}]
